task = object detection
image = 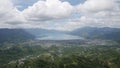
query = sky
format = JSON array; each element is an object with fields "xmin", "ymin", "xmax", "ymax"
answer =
[{"xmin": 0, "ymin": 0, "xmax": 120, "ymax": 31}]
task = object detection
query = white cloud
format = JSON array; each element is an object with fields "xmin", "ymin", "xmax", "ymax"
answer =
[
  {"xmin": 77, "ymin": 0, "xmax": 117, "ymax": 13},
  {"xmin": 0, "ymin": 0, "xmax": 120, "ymax": 30},
  {"xmin": 63, "ymin": 0, "xmax": 120, "ymax": 30},
  {"xmin": 43, "ymin": 0, "xmax": 120, "ymax": 31},
  {"xmin": 22, "ymin": 0, "xmax": 73, "ymax": 21},
  {"xmin": 0, "ymin": 0, "xmax": 25, "ymax": 27}
]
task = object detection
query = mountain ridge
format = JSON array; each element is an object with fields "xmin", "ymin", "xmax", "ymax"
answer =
[
  {"xmin": 0, "ymin": 29, "xmax": 35, "ymax": 43},
  {"xmin": 0, "ymin": 27, "xmax": 120, "ymax": 42}
]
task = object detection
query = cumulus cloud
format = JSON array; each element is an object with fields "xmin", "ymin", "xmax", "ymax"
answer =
[
  {"xmin": 0, "ymin": 0, "xmax": 25, "ymax": 28},
  {"xmin": 63, "ymin": 0, "xmax": 120, "ymax": 30},
  {"xmin": 22, "ymin": 0, "xmax": 73, "ymax": 21},
  {"xmin": 77, "ymin": 0, "xmax": 117, "ymax": 13},
  {"xmin": 0, "ymin": 0, "xmax": 120, "ymax": 30}
]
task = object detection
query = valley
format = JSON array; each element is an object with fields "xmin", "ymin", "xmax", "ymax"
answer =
[
  {"xmin": 0, "ymin": 39, "xmax": 120, "ymax": 68},
  {"xmin": 0, "ymin": 27, "xmax": 120, "ymax": 68}
]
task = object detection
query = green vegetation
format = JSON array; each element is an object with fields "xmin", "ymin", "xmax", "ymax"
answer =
[{"xmin": 0, "ymin": 40, "xmax": 120, "ymax": 68}]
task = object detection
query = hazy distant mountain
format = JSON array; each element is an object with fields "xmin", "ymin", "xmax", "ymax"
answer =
[
  {"xmin": 25, "ymin": 27, "xmax": 120, "ymax": 41},
  {"xmin": 25, "ymin": 29, "xmax": 83, "ymax": 40},
  {"xmin": 0, "ymin": 27, "xmax": 120, "ymax": 43},
  {"xmin": 25, "ymin": 28, "xmax": 68, "ymax": 38},
  {"xmin": 70, "ymin": 27, "xmax": 120, "ymax": 41},
  {"xmin": 0, "ymin": 29, "xmax": 35, "ymax": 43}
]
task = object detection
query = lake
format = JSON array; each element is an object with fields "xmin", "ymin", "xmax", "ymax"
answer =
[{"xmin": 37, "ymin": 33, "xmax": 83, "ymax": 40}]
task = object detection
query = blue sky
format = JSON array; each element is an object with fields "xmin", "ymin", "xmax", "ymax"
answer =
[
  {"xmin": 0, "ymin": 0, "xmax": 120, "ymax": 31},
  {"xmin": 63, "ymin": 0, "xmax": 85, "ymax": 5},
  {"xmin": 13, "ymin": 0, "xmax": 39, "ymax": 10},
  {"xmin": 14, "ymin": 0, "xmax": 85, "ymax": 10}
]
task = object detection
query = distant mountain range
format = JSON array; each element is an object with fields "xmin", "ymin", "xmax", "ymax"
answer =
[
  {"xmin": 69, "ymin": 27, "xmax": 120, "ymax": 41},
  {"xmin": 0, "ymin": 29, "xmax": 35, "ymax": 43},
  {"xmin": 25, "ymin": 29, "xmax": 68, "ymax": 38},
  {"xmin": 0, "ymin": 27, "xmax": 120, "ymax": 43}
]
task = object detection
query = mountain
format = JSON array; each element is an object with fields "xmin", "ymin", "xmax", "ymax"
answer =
[
  {"xmin": 69, "ymin": 27, "xmax": 120, "ymax": 41},
  {"xmin": 1, "ymin": 27, "xmax": 119, "ymax": 43},
  {"xmin": 25, "ymin": 28, "xmax": 68, "ymax": 38},
  {"xmin": 25, "ymin": 29, "xmax": 84, "ymax": 40},
  {"xmin": 0, "ymin": 29, "xmax": 35, "ymax": 43},
  {"xmin": 25, "ymin": 27, "xmax": 120, "ymax": 41}
]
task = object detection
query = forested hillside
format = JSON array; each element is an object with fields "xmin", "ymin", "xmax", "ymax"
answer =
[{"xmin": 0, "ymin": 40, "xmax": 120, "ymax": 68}]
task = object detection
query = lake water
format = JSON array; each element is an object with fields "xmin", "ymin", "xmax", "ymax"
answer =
[{"xmin": 37, "ymin": 33, "xmax": 83, "ymax": 40}]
